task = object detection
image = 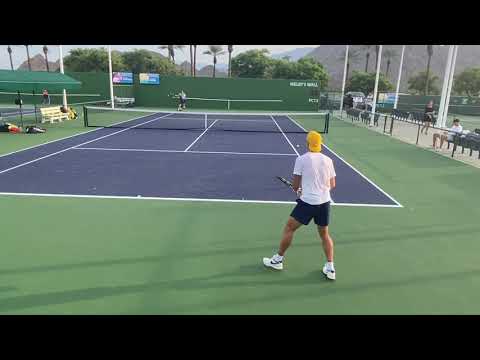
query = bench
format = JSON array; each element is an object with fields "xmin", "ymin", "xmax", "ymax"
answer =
[
  {"xmin": 391, "ymin": 109, "xmax": 410, "ymax": 121},
  {"xmin": 114, "ymin": 97, "xmax": 135, "ymax": 107},
  {"xmin": 40, "ymin": 106, "xmax": 69, "ymax": 124},
  {"xmin": 451, "ymin": 132, "xmax": 480, "ymax": 159},
  {"xmin": 346, "ymin": 108, "xmax": 361, "ymax": 122}
]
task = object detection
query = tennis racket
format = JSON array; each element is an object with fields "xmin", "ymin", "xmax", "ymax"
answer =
[
  {"xmin": 276, "ymin": 176, "xmax": 303, "ymax": 197},
  {"xmin": 276, "ymin": 176, "xmax": 293, "ymax": 189}
]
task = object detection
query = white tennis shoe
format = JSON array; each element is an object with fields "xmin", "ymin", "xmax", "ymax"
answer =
[
  {"xmin": 322, "ymin": 264, "xmax": 336, "ymax": 280},
  {"xmin": 263, "ymin": 257, "xmax": 283, "ymax": 270}
]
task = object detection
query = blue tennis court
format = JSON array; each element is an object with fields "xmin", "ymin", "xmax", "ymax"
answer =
[{"xmin": 0, "ymin": 110, "xmax": 401, "ymax": 207}]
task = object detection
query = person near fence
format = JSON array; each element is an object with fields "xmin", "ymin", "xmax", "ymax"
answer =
[
  {"xmin": 432, "ymin": 118, "xmax": 463, "ymax": 150},
  {"xmin": 42, "ymin": 89, "xmax": 50, "ymax": 105},
  {"xmin": 421, "ymin": 100, "xmax": 434, "ymax": 135}
]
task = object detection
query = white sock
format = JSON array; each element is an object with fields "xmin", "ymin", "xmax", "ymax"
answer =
[
  {"xmin": 273, "ymin": 254, "xmax": 283, "ymax": 262},
  {"xmin": 327, "ymin": 261, "xmax": 334, "ymax": 270}
]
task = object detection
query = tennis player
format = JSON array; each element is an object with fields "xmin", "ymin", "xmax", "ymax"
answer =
[
  {"xmin": 178, "ymin": 90, "xmax": 187, "ymax": 111},
  {"xmin": 263, "ymin": 131, "xmax": 337, "ymax": 280}
]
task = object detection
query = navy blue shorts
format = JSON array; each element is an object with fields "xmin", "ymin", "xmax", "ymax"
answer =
[{"xmin": 291, "ymin": 199, "xmax": 330, "ymax": 226}]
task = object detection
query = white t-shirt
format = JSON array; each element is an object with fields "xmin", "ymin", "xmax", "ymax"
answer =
[
  {"xmin": 447, "ymin": 124, "xmax": 463, "ymax": 141},
  {"xmin": 293, "ymin": 152, "xmax": 336, "ymax": 205}
]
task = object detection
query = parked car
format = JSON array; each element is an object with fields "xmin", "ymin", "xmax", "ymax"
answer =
[
  {"xmin": 343, "ymin": 91, "xmax": 365, "ymax": 109},
  {"xmin": 359, "ymin": 94, "xmax": 373, "ymax": 111}
]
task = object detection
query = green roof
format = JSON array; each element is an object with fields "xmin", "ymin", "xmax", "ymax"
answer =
[{"xmin": 0, "ymin": 69, "xmax": 81, "ymax": 92}]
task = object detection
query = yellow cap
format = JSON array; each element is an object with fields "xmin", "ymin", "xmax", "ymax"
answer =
[{"xmin": 306, "ymin": 131, "xmax": 322, "ymax": 152}]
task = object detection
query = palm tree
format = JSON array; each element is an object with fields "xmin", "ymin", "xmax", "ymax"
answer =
[
  {"xmin": 383, "ymin": 48, "xmax": 398, "ymax": 77},
  {"xmin": 43, "ymin": 45, "xmax": 50, "ymax": 72},
  {"xmin": 7, "ymin": 46, "xmax": 14, "ymax": 70},
  {"xmin": 339, "ymin": 47, "xmax": 360, "ymax": 81},
  {"xmin": 25, "ymin": 45, "xmax": 31, "ymax": 71},
  {"xmin": 361, "ymin": 45, "xmax": 374, "ymax": 72},
  {"xmin": 425, "ymin": 45, "xmax": 434, "ymax": 95},
  {"xmin": 203, "ymin": 45, "xmax": 226, "ymax": 78},
  {"xmin": 158, "ymin": 45, "xmax": 185, "ymax": 65},
  {"xmin": 227, "ymin": 45, "xmax": 234, "ymax": 77},
  {"xmin": 193, "ymin": 45, "xmax": 197, "ymax": 77},
  {"xmin": 190, "ymin": 45, "xmax": 193, "ymax": 76},
  {"xmin": 158, "ymin": 45, "xmax": 171, "ymax": 62}
]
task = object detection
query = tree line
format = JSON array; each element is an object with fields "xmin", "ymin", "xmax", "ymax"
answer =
[{"xmin": 6, "ymin": 45, "xmax": 480, "ymax": 97}]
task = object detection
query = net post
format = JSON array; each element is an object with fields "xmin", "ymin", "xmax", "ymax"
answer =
[
  {"xmin": 204, "ymin": 113, "xmax": 207, "ymax": 130},
  {"xmin": 323, "ymin": 113, "xmax": 330, "ymax": 134},
  {"xmin": 34, "ymin": 104, "xmax": 38, "ymax": 124},
  {"xmin": 83, "ymin": 106, "xmax": 88, "ymax": 127},
  {"xmin": 227, "ymin": 99, "xmax": 230, "ymax": 111}
]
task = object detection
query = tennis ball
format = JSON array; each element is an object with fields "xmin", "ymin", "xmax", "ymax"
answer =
[{"xmin": 296, "ymin": 144, "xmax": 299, "ymax": 148}]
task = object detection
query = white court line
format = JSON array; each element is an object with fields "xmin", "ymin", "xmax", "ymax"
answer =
[
  {"xmin": 270, "ymin": 115, "xmax": 300, "ymax": 156},
  {"xmin": 184, "ymin": 119, "xmax": 219, "ymax": 152},
  {"xmin": 323, "ymin": 145, "xmax": 403, "ymax": 208},
  {"xmin": 0, "ymin": 192, "xmax": 403, "ymax": 207},
  {"xmin": 0, "ymin": 110, "xmax": 170, "ymax": 160},
  {"xmin": 332, "ymin": 202, "xmax": 401, "ymax": 208},
  {"xmin": 160, "ymin": 116, "xmax": 274, "ymax": 122},
  {"xmin": 0, "ymin": 113, "xmax": 174, "ymax": 176},
  {"xmin": 286, "ymin": 115, "xmax": 403, "ymax": 208},
  {"xmin": 74, "ymin": 147, "xmax": 297, "ymax": 156}
]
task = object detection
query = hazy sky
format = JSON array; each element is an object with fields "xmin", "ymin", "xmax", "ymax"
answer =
[{"xmin": 0, "ymin": 45, "xmax": 319, "ymax": 70}]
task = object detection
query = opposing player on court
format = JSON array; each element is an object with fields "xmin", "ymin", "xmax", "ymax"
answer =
[
  {"xmin": 177, "ymin": 90, "xmax": 187, "ymax": 111},
  {"xmin": 263, "ymin": 131, "xmax": 337, "ymax": 280}
]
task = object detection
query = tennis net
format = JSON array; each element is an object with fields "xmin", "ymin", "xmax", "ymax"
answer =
[
  {"xmin": 169, "ymin": 95, "xmax": 284, "ymax": 111},
  {"xmin": 83, "ymin": 106, "xmax": 330, "ymax": 134}
]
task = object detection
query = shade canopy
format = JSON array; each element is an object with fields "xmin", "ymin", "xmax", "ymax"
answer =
[{"xmin": 0, "ymin": 69, "xmax": 81, "ymax": 93}]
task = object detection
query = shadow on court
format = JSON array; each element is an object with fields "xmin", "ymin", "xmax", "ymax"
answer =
[
  {"xmin": 1, "ymin": 265, "xmax": 480, "ymax": 313},
  {"xmin": 2, "ymin": 222, "xmax": 478, "ymax": 278}
]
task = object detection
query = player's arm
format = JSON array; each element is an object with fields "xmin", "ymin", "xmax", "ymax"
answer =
[
  {"xmin": 330, "ymin": 176, "xmax": 336, "ymax": 190},
  {"xmin": 292, "ymin": 175, "xmax": 301, "ymax": 192},
  {"xmin": 329, "ymin": 159, "xmax": 336, "ymax": 190}
]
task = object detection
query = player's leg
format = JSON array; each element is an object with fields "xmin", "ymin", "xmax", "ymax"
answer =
[
  {"xmin": 263, "ymin": 200, "xmax": 310, "ymax": 270},
  {"xmin": 425, "ymin": 121, "xmax": 431, "ymax": 135},
  {"xmin": 318, "ymin": 226, "xmax": 334, "ymax": 262},
  {"xmin": 314, "ymin": 202, "xmax": 335, "ymax": 280},
  {"xmin": 318, "ymin": 226, "xmax": 335, "ymax": 280},
  {"xmin": 440, "ymin": 134, "xmax": 448, "ymax": 148},
  {"xmin": 278, "ymin": 217, "xmax": 303, "ymax": 256},
  {"xmin": 433, "ymin": 133, "xmax": 439, "ymax": 148},
  {"xmin": 263, "ymin": 217, "xmax": 302, "ymax": 270}
]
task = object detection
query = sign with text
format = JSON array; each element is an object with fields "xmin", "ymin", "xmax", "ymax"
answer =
[
  {"xmin": 139, "ymin": 73, "xmax": 160, "ymax": 85},
  {"xmin": 112, "ymin": 72, "xmax": 133, "ymax": 84}
]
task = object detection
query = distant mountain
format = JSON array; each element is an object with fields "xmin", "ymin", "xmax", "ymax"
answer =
[
  {"xmin": 195, "ymin": 62, "xmax": 227, "ymax": 71},
  {"xmin": 305, "ymin": 45, "xmax": 480, "ymax": 92},
  {"xmin": 17, "ymin": 53, "xmax": 60, "ymax": 71},
  {"xmin": 272, "ymin": 47, "xmax": 316, "ymax": 61},
  {"xmin": 197, "ymin": 65, "xmax": 227, "ymax": 77},
  {"xmin": 178, "ymin": 61, "xmax": 193, "ymax": 75}
]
